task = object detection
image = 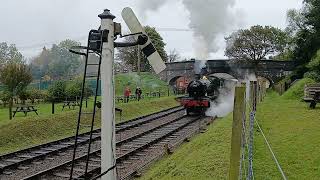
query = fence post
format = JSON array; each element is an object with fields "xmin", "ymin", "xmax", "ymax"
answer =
[
  {"xmin": 250, "ymin": 81, "xmax": 254, "ymax": 111},
  {"xmin": 51, "ymin": 100, "xmax": 55, "ymax": 114},
  {"xmin": 253, "ymin": 81, "xmax": 257, "ymax": 111},
  {"xmin": 229, "ymin": 85, "xmax": 246, "ymax": 180}
]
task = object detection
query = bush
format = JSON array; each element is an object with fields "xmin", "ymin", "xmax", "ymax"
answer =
[
  {"xmin": 304, "ymin": 71, "xmax": 320, "ymax": 82},
  {"xmin": 48, "ymin": 81, "xmax": 67, "ymax": 102},
  {"xmin": 282, "ymin": 78, "xmax": 316, "ymax": 100},
  {"xmin": 28, "ymin": 88, "xmax": 45, "ymax": 103},
  {"xmin": 0, "ymin": 91, "xmax": 10, "ymax": 106},
  {"xmin": 17, "ymin": 89, "xmax": 30, "ymax": 104},
  {"xmin": 65, "ymin": 80, "xmax": 92, "ymax": 100}
]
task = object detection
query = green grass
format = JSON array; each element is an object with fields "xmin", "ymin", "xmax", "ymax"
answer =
[
  {"xmin": 0, "ymin": 96, "xmax": 179, "ymax": 155},
  {"xmin": 115, "ymin": 72, "xmax": 171, "ymax": 96},
  {"xmin": 139, "ymin": 116, "xmax": 232, "ymax": 180},
  {"xmin": 140, "ymin": 91, "xmax": 320, "ymax": 180},
  {"xmin": 282, "ymin": 78, "xmax": 315, "ymax": 100},
  {"xmin": 254, "ymin": 92, "xmax": 320, "ymax": 179}
]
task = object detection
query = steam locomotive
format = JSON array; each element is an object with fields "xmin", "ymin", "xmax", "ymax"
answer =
[{"xmin": 177, "ymin": 76, "xmax": 223, "ymax": 115}]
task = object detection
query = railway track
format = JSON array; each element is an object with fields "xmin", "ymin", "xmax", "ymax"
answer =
[{"xmin": 0, "ymin": 106, "xmax": 214, "ymax": 179}]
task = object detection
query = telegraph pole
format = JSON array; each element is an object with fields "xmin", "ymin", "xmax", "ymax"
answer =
[{"xmin": 99, "ymin": 9, "xmax": 117, "ymax": 180}]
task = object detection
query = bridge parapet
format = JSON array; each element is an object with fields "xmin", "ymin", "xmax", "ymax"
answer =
[{"xmin": 159, "ymin": 59, "xmax": 295, "ymax": 85}]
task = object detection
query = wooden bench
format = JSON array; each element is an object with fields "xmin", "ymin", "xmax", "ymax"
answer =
[
  {"xmin": 13, "ymin": 105, "xmax": 38, "ymax": 117},
  {"xmin": 303, "ymin": 84, "xmax": 320, "ymax": 109}
]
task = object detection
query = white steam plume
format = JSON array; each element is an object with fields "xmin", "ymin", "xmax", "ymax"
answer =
[
  {"xmin": 206, "ymin": 79, "xmax": 237, "ymax": 117},
  {"xmin": 138, "ymin": 0, "xmax": 240, "ymax": 58}
]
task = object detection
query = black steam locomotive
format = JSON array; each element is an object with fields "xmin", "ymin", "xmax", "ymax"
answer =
[{"xmin": 178, "ymin": 77, "xmax": 223, "ymax": 115}]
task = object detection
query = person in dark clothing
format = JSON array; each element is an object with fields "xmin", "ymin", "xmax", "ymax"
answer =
[{"xmin": 135, "ymin": 87, "xmax": 142, "ymax": 101}]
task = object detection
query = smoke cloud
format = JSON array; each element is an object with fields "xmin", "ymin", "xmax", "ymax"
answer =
[
  {"xmin": 206, "ymin": 79, "xmax": 237, "ymax": 117},
  {"xmin": 138, "ymin": 0, "xmax": 240, "ymax": 58}
]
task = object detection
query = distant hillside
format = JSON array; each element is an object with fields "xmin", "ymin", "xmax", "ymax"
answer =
[{"xmin": 115, "ymin": 72, "xmax": 170, "ymax": 96}]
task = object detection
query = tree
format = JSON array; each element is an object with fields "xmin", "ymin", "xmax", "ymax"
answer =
[
  {"xmin": 48, "ymin": 40, "xmax": 82, "ymax": 79},
  {"xmin": 116, "ymin": 26, "xmax": 168, "ymax": 72},
  {"xmin": 29, "ymin": 39, "xmax": 82, "ymax": 80},
  {"xmin": 225, "ymin": 25, "xmax": 288, "ymax": 64},
  {"xmin": 0, "ymin": 62, "xmax": 33, "ymax": 119},
  {"xmin": 30, "ymin": 47, "xmax": 50, "ymax": 79},
  {"xmin": 0, "ymin": 42, "xmax": 23, "ymax": 66},
  {"xmin": 304, "ymin": 49, "xmax": 320, "ymax": 81},
  {"xmin": 168, "ymin": 49, "xmax": 181, "ymax": 62},
  {"xmin": 288, "ymin": 0, "xmax": 320, "ymax": 79}
]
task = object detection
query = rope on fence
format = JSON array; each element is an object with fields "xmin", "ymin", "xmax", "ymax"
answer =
[{"xmin": 255, "ymin": 119, "xmax": 287, "ymax": 180}]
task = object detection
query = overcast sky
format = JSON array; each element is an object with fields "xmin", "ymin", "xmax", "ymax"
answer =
[{"xmin": 0, "ymin": 0, "xmax": 303, "ymax": 60}]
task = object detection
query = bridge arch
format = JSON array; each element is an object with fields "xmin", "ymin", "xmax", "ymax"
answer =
[{"xmin": 168, "ymin": 76, "xmax": 191, "ymax": 94}]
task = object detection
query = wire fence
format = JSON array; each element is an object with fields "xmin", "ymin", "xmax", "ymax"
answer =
[{"xmin": 236, "ymin": 81, "xmax": 287, "ymax": 180}]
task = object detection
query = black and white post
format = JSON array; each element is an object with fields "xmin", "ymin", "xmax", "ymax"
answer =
[{"xmin": 98, "ymin": 9, "xmax": 117, "ymax": 180}]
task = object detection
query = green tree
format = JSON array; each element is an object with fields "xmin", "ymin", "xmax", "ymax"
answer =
[
  {"xmin": 48, "ymin": 40, "xmax": 82, "ymax": 79},
  {"xmin": 116, "ymin": 26, "xmax": 168, "ymax": 72},
  {"xmin": 0, "ymin": 62, "xmax": 33, "ymax": 119},
  {"xmin": 0, "ymin": 42, "xmax": 23, "ymax": 66},
  {"xmin": 225, "ymin": 25, "xmax": 288, "ymax": 64},
  {"xmin": 30, "ymin": 47, "xmax": 50, "ymax": 79},
  {"xmin": 289, "ymin": 0, "xmax": 320, "ymax": 79},
  {"xmin": 304, "ymin": 49, "xmax": 320, "ymax": 81},
  {"xmin": 47, "ymin": 80, "xmax": 67, "ymax": 102},
  {"xmin": 29, "ymin": 40, "xmax": 82, "ymax": 80}
]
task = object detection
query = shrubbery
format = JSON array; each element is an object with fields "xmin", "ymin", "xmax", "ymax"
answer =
[
  {"xmin": 0, "ymin": 91, "xmax": 10, "ymax": 106},
  {"xmin": 47, "ymin": 80, "xmax": 92, "ymax": 102},
  {"xmin": 47, "ymin": 81, "xmax": 67, "ymax": 101},
  {"xmin": 28, "ymin": 88, "xmax": 46, "ymax": 103}
]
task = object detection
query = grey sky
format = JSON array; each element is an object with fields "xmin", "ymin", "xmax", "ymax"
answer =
[{"xmin": 0, "ymin": 0, "xmax": 302, "ymax": 59}]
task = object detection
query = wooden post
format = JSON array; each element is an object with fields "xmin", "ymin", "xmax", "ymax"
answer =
[
  {"xmin": 250, "ymin": 81, "xmax": 254, "ymax": 111},
  {"xmin": 51, "ymin": 100, "xmax": 55, "ymax": 114},
  {"xmin": 253, "ymin": 81, "xmax": 257, "ymax": 112},
  {"xmin": 229, "ymin": 86, "xmax": 246, "ymax": 180}
]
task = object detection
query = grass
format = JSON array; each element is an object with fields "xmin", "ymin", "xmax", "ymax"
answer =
[
  {"xmin": 115, "ymin": 72, "xmax": 171, "ymax": 96},
  {"xmin": 254, "ymin": 92, "xmax": 320, "ymax": 180},
  {"xmin": 139, "ymin": 90, "xmax": 320, "ymax": 179},
  {"xmin": 282, "ymin": 78, "xmax": 315, "ymax": 100},
  {"xmin": 0, "ymin": 96, "xmax": 179, "ymax": 155},
  {"xmin": 139, "ymin": 116, "xmax": 232, "ymax": 180}
]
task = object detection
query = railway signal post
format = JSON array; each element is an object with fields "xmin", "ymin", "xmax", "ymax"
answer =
[{"xmin": 99, "ymin": 9, "xmax": 117, "ymax": 180}]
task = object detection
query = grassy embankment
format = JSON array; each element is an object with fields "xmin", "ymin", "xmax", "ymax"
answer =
[
  {"xmin": 139, "ymin": 78, "xmax": 320, "ymax": 180},
  {"xmin": 0, "ymin": 72, "xmax": 177, "ymax": 155}
]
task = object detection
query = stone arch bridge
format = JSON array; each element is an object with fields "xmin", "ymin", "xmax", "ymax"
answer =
[{"xmin": 158, "ymin": 59, "xmax": 295, "ymax": 86}]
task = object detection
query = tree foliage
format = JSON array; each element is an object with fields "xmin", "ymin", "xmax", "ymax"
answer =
[
  {"xmin": 304, "ymin": 49, "xmax": 320, "ymax": 81},
  {"xmin": 47, "ymin": 80, "xmax": 67, "ymax": 101},
  {"xmin": 225, "ymin": 25, "xmax": 288, "ymax": 63},
  {"xmin": 0, "ymin": 62, "xmax": 33, "ymax": 119},
  {"xmin": 30, "ymin": 39, "xmax": 82, "ymax": 80},
  {"xmin": 288, "ymin": 0, "xmax": 320, "ymax": 79},
  {"xmin": 0, "ymin": 42, "xmax": 23, "ymax": 66},
  {"xmin": 116, "ymin": 26, "xmax": 168, "ymax": 72}
]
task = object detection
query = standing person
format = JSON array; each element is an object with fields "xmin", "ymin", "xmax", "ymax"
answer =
[
  {"xmin": 124, "ymin": 86, "xmax": 131, "ymax": 103},
  {"xmin": 135, "ymin": 87, "xmax": 142, "ymax": 101}
]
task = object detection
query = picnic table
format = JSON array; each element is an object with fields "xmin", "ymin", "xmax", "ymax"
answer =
[
  {"xmin": 62, "ymin": 100, "xmax": 80, "ymax": 111},
  {"xmin": 13, "ymin": 105, "xmax": 38, "ymax": 117},
  {"xmin": 303, "ymin": 84, "xmax": 320, "ymax": 109}
]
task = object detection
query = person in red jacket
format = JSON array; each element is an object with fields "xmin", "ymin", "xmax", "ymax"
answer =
[{"xmin": 124, "ymin": 86, "xmax": 131, "ymax": 103}]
